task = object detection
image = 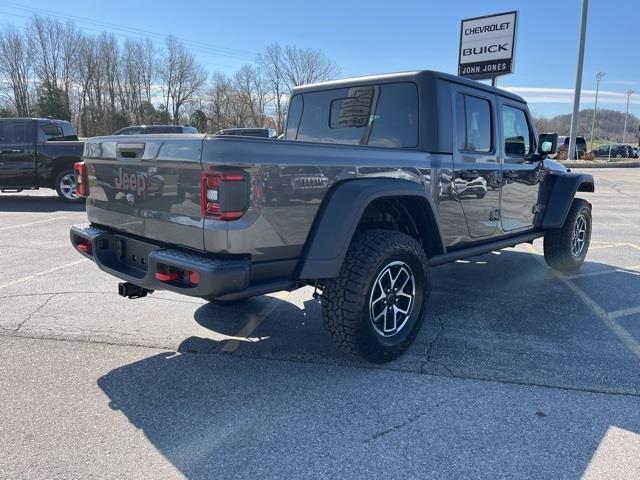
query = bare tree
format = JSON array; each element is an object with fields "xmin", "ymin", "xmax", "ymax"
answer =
[
  {"xmin": 0, "ymin": 26, "xmax": 32, "ymax": 116},
  {"xmin": 258, "ymin": 43, "xmax": 287, "ymax": 133},
  {"xmin": 234, "ymin": 64, "xmax": 268, "ymax": 127},
  {"xmin": 206, "ymin": 71, "xmax": 233, "ymax": 132},
  {"xmin": 28, "ymin": 15, "xmax": 79, "ymax": 119},
  {"xmin": 120, "ymin": 38, "xmax": 156, "ymax": 124},
  {"xmin": 0, "ymin": 16, "xmax": 341, "ymax": 135},
  {"xmin": 282, "ymin": 45, "xmax": 340, "ymax": 88},
  {"xmin": 76, "ymin": 34, "xmax": 99, "ymax": 135},
  {"xmin": 160, "ymin": 36, "xmax": 206, "ymax": 124}
]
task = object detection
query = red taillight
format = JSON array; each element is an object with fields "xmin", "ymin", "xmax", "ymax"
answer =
[
  {"xmin": 74, "ymin": 161, "xmax": 88, "ymax": 197},
  {"xmin": 201, "ymin": 171, "xmax": 248, "ymax": 221}
]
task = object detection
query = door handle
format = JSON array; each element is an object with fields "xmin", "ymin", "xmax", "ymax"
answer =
[
  {"xmin": 1, "ymin": 149, "xmax": 23, "ymax": 154},
  {"xmin": 458, "ymin": 170, "xmax": 479, "ymax": 180}
]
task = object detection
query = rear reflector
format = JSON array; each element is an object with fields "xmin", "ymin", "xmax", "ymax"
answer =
[{"xmin": 188, "ymin": 271, "xmax": 201, "ymax": 285}]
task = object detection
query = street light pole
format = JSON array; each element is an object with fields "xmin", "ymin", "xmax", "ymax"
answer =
[
  {"xmin": 589, "ymin": 71, "xmax": 605, "ymax": 151},
  {"xmin": 622, "ymin": 89, "xmax": 634, "ymax": 144},
  {"xmin": 568, "ymin": 0, "xmax": 589, "ymax": 162}
]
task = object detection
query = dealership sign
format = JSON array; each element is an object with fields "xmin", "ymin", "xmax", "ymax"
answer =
[{"xmin": 458, "ymin": 11, "xmax": 518, "ymax": 80}]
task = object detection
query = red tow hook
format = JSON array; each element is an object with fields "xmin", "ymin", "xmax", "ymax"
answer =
[
  {"xmin": 155, "ymin": 271, "xmax": 180, "ymax": 282},
  {"xmin": 77, "ymin": 239, "xmax": 92, "ymax": 254}
]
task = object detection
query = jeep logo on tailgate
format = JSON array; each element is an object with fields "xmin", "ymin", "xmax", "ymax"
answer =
[{"xmin": 115, "ymin": 168, "xmax": 147, "ymax": 196}]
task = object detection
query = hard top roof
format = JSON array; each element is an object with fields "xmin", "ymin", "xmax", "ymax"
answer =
[
  {"xmin": 0, "ymin": 117, "xmax": 73, "ymax": 123},
  {"xmin": 292, "ymin": 70, "xmax": 525, "ymax": 103}
]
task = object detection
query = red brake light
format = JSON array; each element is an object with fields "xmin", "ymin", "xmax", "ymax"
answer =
[
  {"xmin": 201, "ymin": 171, "xmax": 248, "ymax": 221},
  {"xmin": 74, "ymin": 161, "xmax": 88, "ymax": 197}
]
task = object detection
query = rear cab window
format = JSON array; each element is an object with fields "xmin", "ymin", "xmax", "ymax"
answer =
[
  {"xmin": 39, "ymin": 123, "xmax": 64, "ymax": 142},
  {"xmin": 285, "ymin": 82, "xmax": 418, "ymax": 148},
  {"xmin": 455, "ymin": 94, "xmax": 492, "ymax": 152}
]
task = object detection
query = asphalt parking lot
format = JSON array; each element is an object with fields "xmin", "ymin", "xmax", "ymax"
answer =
[{"xmin": 1, "ymin": 168, "xmax": 639, "ymax": 479}]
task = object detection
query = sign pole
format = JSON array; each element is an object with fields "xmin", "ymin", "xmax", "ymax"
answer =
[{"xmin": 567, "ymin": 0, "xmax": 589, "ymax": 162}]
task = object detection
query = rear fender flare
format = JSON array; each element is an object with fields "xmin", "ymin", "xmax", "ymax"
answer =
[
  {"xmin": 296, "ymin": 178, "xmax": 445, "ymax": 279},
  {"xmin": 49, "ymin": 157, "xmax": 80, "ymax": 186}
]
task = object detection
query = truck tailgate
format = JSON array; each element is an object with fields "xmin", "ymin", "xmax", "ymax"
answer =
[{"xmin": 84, "ymin": 135, "xmax": 205, "ymax": 251}]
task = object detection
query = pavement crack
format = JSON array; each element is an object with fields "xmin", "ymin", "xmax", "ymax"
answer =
[
  {"xmin": 421, "ymin": 315, "xmax": 454, "ymax": 376},
  {"xmin": 12, "ymin": 294, "xmax": 57, "ymax": 333},
  {"xmin": 2, "ymin": 333, "xmax": 640, "ymax": 398},
  {"xmin": 364, "ymin": 400, "xmax": 447, "ymax": 443}
]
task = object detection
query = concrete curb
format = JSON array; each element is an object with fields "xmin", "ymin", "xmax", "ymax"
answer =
[{"xmin": 560, "ymin": 161, "xmax": 640, "ymax": 169}]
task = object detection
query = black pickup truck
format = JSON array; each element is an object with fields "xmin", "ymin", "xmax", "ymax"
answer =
[
  {"xmin": 0, "ymin": 118, "xmax": 83, "ymax": 202},
  {"xmin": 70, "ymin": 70, "xmax": 594, "ymax": 362}
]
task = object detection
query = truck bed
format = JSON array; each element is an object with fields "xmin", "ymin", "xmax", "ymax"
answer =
[{"xmin": 83, "ymin": 134, "xmax": 441, "ymax": 264}]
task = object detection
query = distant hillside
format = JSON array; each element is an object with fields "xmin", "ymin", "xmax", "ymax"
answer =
[{"xmin": 533, "ymin": 109, "xmax": 640, "ymax": 144}]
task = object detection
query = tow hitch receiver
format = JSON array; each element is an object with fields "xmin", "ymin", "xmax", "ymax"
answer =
[{"xmin": 118, "ymin": 282, "xmax": 153, "ymax": 299}]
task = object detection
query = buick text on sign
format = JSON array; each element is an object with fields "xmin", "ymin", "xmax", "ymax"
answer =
[{"xmin": 458, "ymin": 11, "xmax": 518, "ymax": 80}]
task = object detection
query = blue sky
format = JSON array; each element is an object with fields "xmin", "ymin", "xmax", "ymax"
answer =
[{"xmin": 1, "ymin": 0, "xmax": 637, "ymax": 118}]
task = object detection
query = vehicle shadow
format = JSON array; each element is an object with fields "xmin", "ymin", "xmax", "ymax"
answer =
[
  {"xmin": 96, "ymin": 249, "xmax": 640, "ymax": 477},
  {"xmin": 0, "ymin": 193, "xmax": 85, "ymax": 212}
]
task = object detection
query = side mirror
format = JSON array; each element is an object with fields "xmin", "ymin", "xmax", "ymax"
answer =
[{"xmin": 538, "ymin": 132, "xmax": 558, "ymax": 155}]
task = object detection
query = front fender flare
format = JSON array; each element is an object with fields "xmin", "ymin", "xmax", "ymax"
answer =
[
  {"xmin": 542, "ymin": 172, "xmax": 594, "ymax": 229},
  {"xmin": 297, "ymin": 178, "xmax": 444, "ymax": 279}
]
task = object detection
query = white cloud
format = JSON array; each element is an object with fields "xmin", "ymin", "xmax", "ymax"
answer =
[{"xmin": 502, "ymin": 87, "xmax": 640, "ymax": 105}]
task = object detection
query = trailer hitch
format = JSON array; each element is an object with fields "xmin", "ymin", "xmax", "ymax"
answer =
[{"xmin": 118, "ymin": 282, "xmax": 153, "ymax": 299}]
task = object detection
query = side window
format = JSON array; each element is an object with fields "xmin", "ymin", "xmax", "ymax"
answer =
[
  {"xmin": 456, "ymin": 94, "xmax": 492, "ymax": 152},
  {"xmin": 0, "ymin": 120, "xmax": 33, "ymax": 144},
  {"xmin": 297, "ymin": 87, "xmax": 372, "ymax": 145},
  {"xmin": 40, "ymin": 124, "xmax": 64, "ymax": 141},
  {"xmin": 502, "ymin": 105, "xmax": 532, "ymax": 155},
  {"xmin": 289, "ymin": 82, "xmax": 418, "ymax": 148},
  {"xmin": 147, "ymin": 126, "xmax": 181, "ymax": 134},
  {"xmin": 123, "ymin": 128, "xmax": 141, "ymax": 135},
  {"xmin": 368, "ymin": 83, "xmax": 418, "ymax": 148}
]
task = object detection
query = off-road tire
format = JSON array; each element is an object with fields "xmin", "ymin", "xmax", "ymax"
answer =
[
  {"xmin": 321, "ymin": 229, "xmax": 429, "ymax": 363},
  {"xmin": 543, "ymin": 198, "xmax": 592, "ymax": 272},
  {"xmin": 54, "ymin": 169, "xmax": 83, "ymax": 203}
]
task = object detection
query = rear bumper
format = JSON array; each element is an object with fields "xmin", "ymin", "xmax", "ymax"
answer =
[{"xmin": 70, "ymin": 223, "xmax": 250, "ymax": 298}]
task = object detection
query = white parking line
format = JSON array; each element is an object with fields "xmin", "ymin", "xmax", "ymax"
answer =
[
  {"xmin": 589, "ymin": 242, "xmax": 640, "ymax": 251},
  {"xmin": 0, "ymin": 216, "xmax": 73, "ymax": 232},
  {"xmin": 221, "ymin": 291, "xmax": 290, "ymax": 353},
  {"xmin": 566, "ymin": 268, "xmax": 640, "ymax": 280},
  {"xmin": 609, "ymin": 306, "xmax": 640, "ymax": 320},
  {"xmin": 525, "ymin": 245, "xmax": 640, "ymax": 361},
  {"xmin": 0, "ymin": 259, "xmax": 88, "ymax": 290}
]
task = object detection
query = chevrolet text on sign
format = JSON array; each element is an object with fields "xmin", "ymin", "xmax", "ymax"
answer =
[{"xmin": 458, "ymin": 11, "xmax": 518, "ymax": 80}]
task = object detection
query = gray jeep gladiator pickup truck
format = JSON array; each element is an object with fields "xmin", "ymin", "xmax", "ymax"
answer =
[
  {"xmin": 0, "ymin": 118, "xmax": 84, "ymax": 202},
  {"xmin": 70, "ymin": 71, "xmax": 594, "ymax": 362}
]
